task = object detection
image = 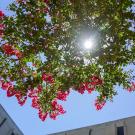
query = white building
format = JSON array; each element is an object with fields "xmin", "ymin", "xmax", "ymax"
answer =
[
  {"xmin": 50, "ymin": 116, "xmax": 135, "ymax": 135},
  {"xmin": 0, "ymin": 104, "xmax": 23, "ymax": 135}
]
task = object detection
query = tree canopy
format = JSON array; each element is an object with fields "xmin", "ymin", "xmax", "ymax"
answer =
[{"xmin": 0, "ymin": 0, "xmax": 135, "ymax": 121}]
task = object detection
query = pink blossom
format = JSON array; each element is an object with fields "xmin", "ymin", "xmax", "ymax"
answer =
[
  {"xmin": 56, "ymin": 90, "xmax": 69, "ymax": 101},
  {"xmin": 95, "ymin": 98, "xmax": 106, "ymax": 110}
]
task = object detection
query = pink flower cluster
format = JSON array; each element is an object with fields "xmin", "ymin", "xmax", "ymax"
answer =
[
  {"xmin": 42, "ymin": 73, "xmax": 54, "ymax": 84},
  {"xmin": 43, "ymin": 0, "xmax": 49, "ymax": 13},
  {"xmin": 0, "ymin": 10, "xmax": 4, "ymax": 38},
  {"xmin": 95, "ymin": 98, "xmax": 106, "ymax": 110},
  {"xmin": 28, "ymin": 87, "xmax": 68, "ymax": 121},
  {"xmin": 127, "ymin": 82, "xmax": 135, "ymax": 92},
  {"xmin": 56, "ymin": 90, "xmax": 70, "ymax": 101},
  {"xmin": 0, "ymin": 73, "xmax": 107, "ymax": 121},
  {"xmin": 0, "ymin": 80, "xmax": 27, "ymax": 106},
  {"xmin": 28, "ymin": 86, "xmax": 42, "ymax": 110},
  {"xmin": 77, "ymin": 75, "xmax": 103, "ymax": 94},
  {"xmin": 0, "ymin": 11, "xmax": 4, "ymax": 18},
  {"xmin": 27, "ymin": 73, "xmax": 69, "ymax": 121},
  {"xmin": 0, "ymin": 72, "xmax": 70, "ymax": 121},
  {"xmin": 44, "ymin": 0, "xmax": 49, "ymax": 4},
  {"xmin": 77, "ymin": 75, "xmax": 105, "ymax": 110},
  {"xmin": 0, "ymin": 23, "xmax": 4, "ymax": 38},
  {"xmin": 49, "ymin": 100, "xmax": 66, "ymax": 120},
  {"xmin": 31, "ymin": 98, "xmax": 66, "ymax": 121},
  {"xmin": 2, "ymin": 43, "xmax": 22, "ymax": 58}
]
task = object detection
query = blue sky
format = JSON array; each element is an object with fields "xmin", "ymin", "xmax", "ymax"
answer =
[{"xmin": 0, "ymin": 1, "xmax": 135, "ymax": 135}]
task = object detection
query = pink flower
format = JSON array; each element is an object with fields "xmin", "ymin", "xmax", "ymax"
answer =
[
  {"xmin": 42, "ymin": 73, "xmax": 54, "ymax": 84},
  {"xmin": 31, "ymin": 97, "xmax": 40, "ymax": 109},
  {"xmin": 49, "ymin": 111, "xmax": 59, "ymax": 120},
  {"xmin": 85, "ymin": 82, "xmax": 95, "ymax": 94},
  {"xmin": 0, "ymin": 11, "xmax": 4, "ymax": 18},
  {"xmin": 91, "ymin": 76, "xmax": 103, "ymax": 85},
  {"xmin": 49, "ymin": 104, "xmax": 66, "ymax": 120},
  {"xmin": 7, "ymin": 85, "xmax": 16, "ymax": 97},
  {"xmin": 28, "ymin": 89, "xmax": 37, "ymax": 98},
  {"xmin": 2, "ymin": 44, "xmax": 14, "ymax": 55},
  {"xmin": 37, "ymin": 85, "xmax": 43, "ymax": 93},
  {"xmin": 38, "ymin": 109, "xmax": 48, "ymax": 121},
  {"xmin": 28, "ymin": 87, "xmax": 41, "ymax": 109},
  {"xmin": 0, "ymin": 29, "xmax": 4, "ymax": 38},
  {"xmin": 0, "ymin": 24, "xmax": 4, "ymax": 29},
  {"xmin": 32, "ymin": 63, "xmax": 36, "ymax": 67},
  {"xmin": 44, "ymin": 8, "xmax": 49, "ymax": 13},
  {"xmin": 56, "ymin": 104, "xmax": 66, "ymax": 114},
  {"xmin": 127, "ymin": 82, "xmax": 135, "ymax": 92},
  {"xmin": 18, "ymin": 96, "xmax": 27, "ymax": 106},
  {"xmin": 13, "ymin": 50, "xmax": 22, "ymax": 58},
  {"xmin": 95, "ymin": 98, "xmax": 106, "ymax": 110},
  {"xmin": 15, "ymin": 92, "xmax": 27, "ymax": 106},
  {"xmin": 0, "ymin": 24, "xmax": 4, "ymax": 38},
  {"xmin": 44, "ymin": 0, "xmax": 49, "ymax": 4},
  {"xmin": 1, "ymin": 82, "xmax": 11, "ymax": 91},
  {"xmin": 50, "ymin": 100, "xmax": 66, "ymax": 120},
  {"xmin": 2, "ymin": 44, "xmax": 22, "ymax": 58},
  {"xmin": 56, "ymin": 90, "xmax": 69, "ymax": 101},
  {"xmin": 77, "ymin": 83, "xmax": 86, "ymax": 94},
  {"xmin": 51, "ymin": 100, "xmax": 58, "ymax": 110}
]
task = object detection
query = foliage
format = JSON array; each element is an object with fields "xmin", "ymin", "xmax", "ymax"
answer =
[{"xmin": 0, "ymin": 0, "xmax": 135, "ymax": 121}]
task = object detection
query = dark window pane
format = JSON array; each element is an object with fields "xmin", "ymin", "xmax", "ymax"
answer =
[
  {"xmin": 117, "ymin": 126, "xmax": 124, "ymax": 135},
  {"xmin": 89, "ymin": 129, "xmax": 92, "ymax": 135},
  {"xmin": 0, "ymin": 118, "xmax": 7, "ymax": 127}
]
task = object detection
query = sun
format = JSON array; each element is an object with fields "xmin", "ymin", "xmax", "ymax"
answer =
[{"xmin": 84, "ymin": 38, "xmax": 94, "ymax": 49}]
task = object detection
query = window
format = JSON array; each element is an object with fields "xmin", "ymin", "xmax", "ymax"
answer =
[
  {"xmin": 89, "ymin": 129, "xmax": 92, "ymax": 135},
  {"xmin": 117, "ymin": 126, "xmax": 124, "ymax": 135},
  {"xmin": 0, "ymin": 118, "xmax": 7, "ymax": 127},
  {"xmin": 11, "ymin": 132, "xmax": 15, "ymax": 135}
]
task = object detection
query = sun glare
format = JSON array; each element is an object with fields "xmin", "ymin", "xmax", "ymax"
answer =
[{"xmin": 84, "ymin": 38, "xmax": 94, "ymax": 49}]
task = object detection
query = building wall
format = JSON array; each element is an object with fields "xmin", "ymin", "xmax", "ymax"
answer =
[
  {"xmin": 0, "ymin": 104, "xmax": 23, "ymax": 135},
  {"xmin": 50, "ymin": 116, "xmax": 135, "ymax": 135}
]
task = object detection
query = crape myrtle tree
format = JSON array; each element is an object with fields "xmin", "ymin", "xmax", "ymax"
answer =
[{"xmin": 0, "ymin": 0, "xmax": 135, "ymax": 121}]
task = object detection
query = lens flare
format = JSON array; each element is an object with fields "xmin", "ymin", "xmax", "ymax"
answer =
[{"xmin": 84, "ymin": 38, "xmax": 94, "ymax": 49}]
